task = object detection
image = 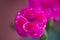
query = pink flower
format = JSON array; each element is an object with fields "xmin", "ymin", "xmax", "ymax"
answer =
[
  {"xmin": 14, "ymin": 8, "xmax": 47, "ymax": 38},
  {"xmin": 40, "ymin": 0, "xmax": 58, "ymax": 7},
  {"xmin": 28, "ymin": 0, "xmax": 59, "ymax": 8},
  {"xmin": 51, "ymin": 4, "xmax": 60, "ymax": 20}
]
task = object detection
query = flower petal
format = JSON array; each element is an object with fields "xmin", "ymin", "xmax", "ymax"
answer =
[
  {"xmin": 23, "ymin": 22, "xmax": 40, "ymax": 32},
  {"xmin": 15, "ymin": 15, "xmax": 28, "ymax": 37},
  {"xmin": 27, "ymin": 28, "xmax": 44, "ymax": 38}
]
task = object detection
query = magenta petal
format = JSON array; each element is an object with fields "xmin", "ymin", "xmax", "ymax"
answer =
[
  {"xmin": 27, "ymin": 28, "xmax": 44, "ymax": 38},
  {"xmin": 34, "ymin": 11, "xmax": 46, "ymax": 22},
  {"xmin": 41, "ymin": 0, "xmax": 58, "ymax": 7},
  {"xmin": 16, "ymin": 26, "xmax": 27, "ymax": 37},
  {"xmin": 15, "ymin": 15, "xmax": 28, "ymax": 27},
  {"xmin": 28, "ymin": 0, "xmax": 41, "ymax": 8},
  {"xmin": 52, "ymin": 5, "xmax": 60, "ymax": 19},
  {"xmin": 24, "ymin": 9, "xmax": 35, "ymax": 20},
  {"xmin": 15, "ymin": 15, "xmax": 28, "ymax": 37},
  {"xmin": 41, "ymin": 8, "xmax": 52, "ymax": 19}
]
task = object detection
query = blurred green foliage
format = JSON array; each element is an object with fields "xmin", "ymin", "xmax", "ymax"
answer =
[
  {"xmin": 10, "ymin": 22, "xmax": 15, "ymax": 31},
  {"xmin": 46, "ymin": 19, "xmax": 53, "ymax": 32},
  {"xmin": 39, "ymin": 30, "xmax": 47, "ymax": 40}
]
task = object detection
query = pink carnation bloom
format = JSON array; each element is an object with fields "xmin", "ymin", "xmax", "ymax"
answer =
[{"xmin": 15, "ymin": 8, "xmax": 47, "ymax": 38}]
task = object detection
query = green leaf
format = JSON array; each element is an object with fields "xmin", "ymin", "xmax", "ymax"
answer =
[
  {"xmin": 46, "ymin": 18, "xmax": 53, "ymax": 32},
  {"xmin": 39, "ymin": 30, "xmax": 47, "ymax": 40}
]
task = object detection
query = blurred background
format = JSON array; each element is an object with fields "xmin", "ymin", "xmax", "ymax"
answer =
[
  {"xmin": 0, "ymin": 0, "xmax": 60, "ymax": 40},
  {"xmin": 0, "ymin": 0, "xmax": 28, "ymax": 40}
]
